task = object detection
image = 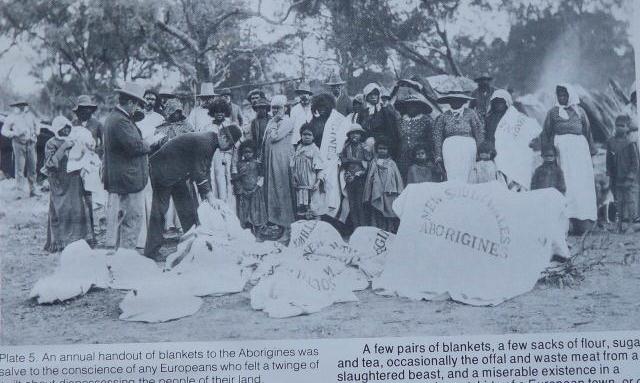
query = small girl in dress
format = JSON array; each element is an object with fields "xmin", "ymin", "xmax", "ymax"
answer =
[
  {"xmin": 468, "ymin": 141, "xmax": 499, "ymax": 184},
  {"xmin": 406, "ymin": 145, "xmax": 442, "ymax": 184},
  {"xmin": 363, "ymin": 138, "xmax": 404, "ymax": 233},
  {"xmin": 290, "ymin": 124, "xmax": 324, "ymax": 219},
  {"xmin": 233, "ymin": 140, "xmax": 268, "ymax": 237}
]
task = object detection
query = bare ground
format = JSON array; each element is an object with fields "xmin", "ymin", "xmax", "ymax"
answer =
[{"xmin": 1, "ymin": 179, "xmax": 639, "ymax": 346}]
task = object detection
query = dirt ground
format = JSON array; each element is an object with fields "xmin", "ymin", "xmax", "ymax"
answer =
[{"xmin": 1, "ymin": 178, "xmax": 640, "ymax": 346}]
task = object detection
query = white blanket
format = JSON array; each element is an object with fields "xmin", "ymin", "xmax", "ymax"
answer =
[
  {"xmin": 494, "ymin": 106, "xmax": 541, "ymax": 189},
  {"xmin": 373, "ymin": 181, "xmax": 567, "ymax": 306}
]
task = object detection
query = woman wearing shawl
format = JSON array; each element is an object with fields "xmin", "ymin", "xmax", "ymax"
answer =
[
  {"xmin": 432, "ymin": 93, "xmax": 484, "ymax": 182},
  {"xmin": 541, "ymin": 84, "xmax": 597, "ymax": 231},
  {"xmin": 357, "ymin": 83, "xmax": 400, "ymax": 158},
  {"xmin": 43, "ymin": 116, "xmax": 95, "ymax": 252},
  {"xmin": 263, "ymin": 95, "xmax": 296, "ymax": 242},
  {"xmin": 395, "ymin": 91, "xmax": 434, "ymax": 181},
  {"xmin": 487, "ymin": 89, "xmax": 541, "ymax": 191}
]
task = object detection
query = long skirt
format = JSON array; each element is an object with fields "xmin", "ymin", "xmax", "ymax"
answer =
[
  {"xmin": 554, "ymin": 134, "xmax": 597, "ymax": 220},
  {"xmin": 45, "ymin": 171, "xmax": 94, "ymax": 252},
  {"xmin": 346, "ymin": 176, "xmax": 367, "ymax": 228},
  {"xmin": 443, "ymin": 136, "xmax": 477, "ymax": 182}
]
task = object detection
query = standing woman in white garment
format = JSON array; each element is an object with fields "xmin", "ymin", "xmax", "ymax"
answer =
[{"xmin": 541, "ymin": 83, "xmax": 597, "ymax": 235}]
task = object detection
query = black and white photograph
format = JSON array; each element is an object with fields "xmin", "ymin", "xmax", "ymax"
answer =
[{"xmin": 0, "ymin": 0, "xmax": 639, "ymax": 346}]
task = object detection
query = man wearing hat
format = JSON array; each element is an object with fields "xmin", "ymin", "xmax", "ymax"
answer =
[
  {"xmin": 247, "ymin": 88, "xmax": 266, "ymax": 108},
  {"xmin": 243, "ymin": 88, "xmax": 267, "ymax": 125},
  {"xmin": 290, "ymin": 82, "xmax": 314, "ymax": 144},
  {"xmin": 102, "ymin": 82, "xmax": 154, "ymax": 250},
  {"xmin": 325, "ymin": 72, "xmax": 351, "ymax": 116},
  {"xmin": 187, "ymin": 82, "xmax": 216, "ymax": 132},
  {"xmin": 72, "ymin": 95, "xmax": 104, "ymax": 157},
  {"xmin": 216, "ymin": 87, "xmax": 243, "ymax": 126},
  {"xmin": 2, "ymin": 100, "xmax": 40, "ymax": 197},
  {"xmin": 470, "ymin": 72, "xmax": 497, "ymax": 121}
]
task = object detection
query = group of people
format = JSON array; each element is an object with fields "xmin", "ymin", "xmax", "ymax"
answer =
[{"xmin": 2, "ymin": 70, "xmax": 638, "ymax": 258}]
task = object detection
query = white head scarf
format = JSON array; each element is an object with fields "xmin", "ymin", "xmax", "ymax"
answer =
[
  {"xmin": 50, "ymin": 115, "xmax": 73, "ymax": 138},
  {"xmin": 555, "ymin": 83, "xmax": 580, "ymax": 120},
  {"xmin": 363, "ymin": 83, "xmax": 382, "ymax": 114},
  {"xmin": 489, "ymin": 89, "xmax": 513, "ymax": 108}
]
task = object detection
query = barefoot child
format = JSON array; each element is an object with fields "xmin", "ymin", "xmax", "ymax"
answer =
[
  {"xmin": 606, "ymin": 115, "xmax": 640, "ymax": 225},
  {"xmin": 363, "ymin": 138, "xmax": 404, "ymax": 233},
  {"xmin": 290, "ymin": 124, "xmax": 324, "ymax": 219},
  {"xmin": 233, "ymin": 140, "xmax": 267, "ymax": 237},
  {"xmin": 339, "ymin": 123, "xmax": 371, "ymax": 228}
]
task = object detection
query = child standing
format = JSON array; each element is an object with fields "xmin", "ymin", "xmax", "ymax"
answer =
[
  {"xmin": 468, "ymin": 141, "xmax": 499, "ymax": 184},
  {"xmin": 531, "ymin": 147, "xmax": 567, "ymax": 194},
  {"xmin": 290, "ymin": 124, "xmax": 324, "ymax": 219},
  {"xmin": 339, "ymin": 123, "xmax": 371, "ymax": 228},
  {"xmin": 233, "ymin": 140, "xmax": 268, "ymax": 237},
  {"xmin": 606, "ymin": 115, "xmax": 640, "ymax": 225},
  {"xmin": 406, "ymin": 145, "xmax": 442, "ymax": 184},
  {"xmin": 363, "ymin": 138, "xmax": 404, "ymax": 233}
]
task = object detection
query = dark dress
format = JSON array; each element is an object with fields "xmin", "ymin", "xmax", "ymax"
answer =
[
  {"xmin": 339, "ymin": 141, "xmax": 371, "ymax": 227},
  {"xmin": 530, "ymin": 161, "xmax": 567, "ymax": 195},
  {"xmin": 233, "ymin": 159, "xmax": 267, "ymax": 230},
  {"xmin": 357, "ymin": 105, "xmax": 401, "ymax": 159},
  {"xmin": 43, "ymin": 137, "xmax": 95, "ymax": 252},
  {"xmin": 397, "ymin": 114, "xmax": 434, "ymax": 181},
  {"xmin": 406, "ymin": 162, "xmax": 442, "ymax": 184}
]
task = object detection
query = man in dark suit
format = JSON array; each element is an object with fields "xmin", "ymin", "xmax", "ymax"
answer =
[
  {"xmin": 102, "ymin": 82, "xmax": 152, "ymax": 250},
  {"xmin": 144, "ymin": 125, "xmax": 242, "ymax": 259}
]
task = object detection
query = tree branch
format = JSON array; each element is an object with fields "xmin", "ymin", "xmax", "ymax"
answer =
[
  {"xmin": 155, "ymin": 19, "xmax": 200, "ymax": 53},
  {"xmin": 248, "ymin": 0, "xmax": 307, "ymax": 25}
]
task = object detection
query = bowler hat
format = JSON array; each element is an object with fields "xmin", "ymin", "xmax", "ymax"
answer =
[
  {"xmin": 116, "ymin": 82, "xmax": 146, "ymax": 104},
  {"xmin": 216, "ymin": 88, "xmax": 232, "ymax": 96},
  {"xmin": 72, "ymin": 95, "xmax": 97, "ymax": 112}
]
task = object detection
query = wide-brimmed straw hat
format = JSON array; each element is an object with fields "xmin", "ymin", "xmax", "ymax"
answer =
[
  {"xmin": 115, "ymin": 82, "xmax": 146, "ymax": 104},
  {"xmin": 198, "ymin": 82, "xmax": 216, "ymax": 98},
  {"xmin": 72, "ymin": 95, "xmax": 97, "ymax": 112},
  {"xmin": 436, "ymin": 92, "xmax": 474, "ymax": 103},
  {"xmin": 346, "ymin": 123, "xmax": 365, "ymax": 136},
  {"xmin": 246, "ymin": 88, "xmax": 265, "ymax": 101},
  {"xmin": 253, "ymin": 97, "xmax": 270, "ymax": 108},
  {"xmin": 325, "ymin": 72, "xmax": 346, "ymax": 86},
  {"xmin": 474, "ymin": 72, "xmax": 493, "ymax": 82},
  {"xmin": 295, "ymin": 82, "xmax": 313, "ymax": 95},
  {"xmin": 395, "ymin": 93, "xmax": 433, "ymax": 113}
]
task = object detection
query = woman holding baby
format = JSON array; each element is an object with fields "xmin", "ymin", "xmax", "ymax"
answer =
[{"xmin": 42, "ymin": 116, "xmax": 96, "ymax": 252}]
